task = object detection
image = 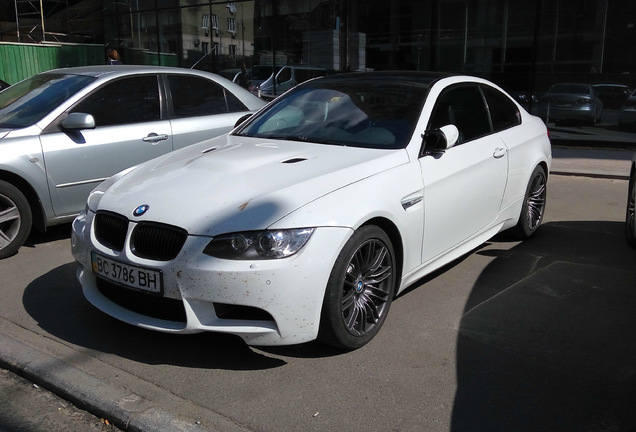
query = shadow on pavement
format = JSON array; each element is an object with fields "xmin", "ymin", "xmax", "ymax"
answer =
[
  {"xmin": 452, "ymin": 221, "xmax": 636, "ymax": 431},
  {"xmin": 21, "ymin": 263, "xmax": 286, "ymax": 370}
]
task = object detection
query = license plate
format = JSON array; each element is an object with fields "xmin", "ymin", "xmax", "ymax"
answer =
[{"xmin": 91, "ymin": 252, "xmax": 162, "ymax": 294}]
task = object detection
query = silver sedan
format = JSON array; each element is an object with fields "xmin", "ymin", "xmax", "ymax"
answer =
[{"xmin": 0, "ymin": 65, "xmax": 266, "ymax": 258}]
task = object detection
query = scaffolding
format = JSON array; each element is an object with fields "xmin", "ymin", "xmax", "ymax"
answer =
[{"xmin": 12, "ymin": 0, "xmax": 100, "ymax": 43}]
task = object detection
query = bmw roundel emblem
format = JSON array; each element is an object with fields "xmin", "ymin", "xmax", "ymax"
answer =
[{"xmin": 133, "ymin": 204, "xmax": 149, "ymax": 217}]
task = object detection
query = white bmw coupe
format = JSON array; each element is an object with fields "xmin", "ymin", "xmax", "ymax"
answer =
[{"xmin": 72, "ymin": 72, "xmax": 551, "ymax": 350}]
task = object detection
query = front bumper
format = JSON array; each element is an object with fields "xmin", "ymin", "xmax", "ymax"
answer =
[{"xmin": 71, "ymin": 210, "xmax": 351, "ymax": 346}]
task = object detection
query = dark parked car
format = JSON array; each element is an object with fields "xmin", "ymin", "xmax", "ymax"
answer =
[
  {"xmin": 618, "ymin": 89, "xmax": 636, "ymax": 131},
  {"xmin": 532, "ymin": 83, "xmax": 603, "ymax": 126},
  {"xmin": 592, "ymin": 83, "xmax": 631, "ymax": 110}
]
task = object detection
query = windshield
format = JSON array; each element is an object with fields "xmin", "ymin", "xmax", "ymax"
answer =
[
  {"xmin": 0, "ymin": 73, "xmax": 96, "ymax": 129},
  {"xmin": 235, "ymin": 79, "xmax": 428, "ymax": 149}
]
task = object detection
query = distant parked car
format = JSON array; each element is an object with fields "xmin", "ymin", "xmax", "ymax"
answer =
[
  {"xmin": 0, "ymin": 65, "xmax": 266, "ymax": 258},
  {"xmin": 618, "ymin": 89, "xmax": 636, "ymax": 131},
  {"xmin": 592, "ymin": 83, "xmax": 630, "ymax": 110},
  {"xmin": 236, "ymin": 65, "xmax": 282, "ymax": 96},
  {"xmin": 533, "ymin": 83, "xmax": 603, "ymax": 126},
  {"xmin": 256, "ymin": 65, "xmax": 327, "ymax": 100}
]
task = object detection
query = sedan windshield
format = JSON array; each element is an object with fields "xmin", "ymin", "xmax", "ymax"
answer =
[
  {"xmin": 0, "ymin": 73, "xmax": 96, "ymax": 129},
  {"xmin": 236, "ymin": 78, "xmax": 428, "ymax": 149}
]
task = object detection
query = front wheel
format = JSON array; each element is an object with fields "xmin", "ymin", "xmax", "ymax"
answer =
[
  {"xmin": 0, "ymin": 180, "xmax": 32, "ymax": 259},
  {"xmin": 318, "ymin": 225, "xmax": 397, "ymax": 350},
  {"xmin": 514, "ymin": 165, "xmax": 547, "ymax": 239}
]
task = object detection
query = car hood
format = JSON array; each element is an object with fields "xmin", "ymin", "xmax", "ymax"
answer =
[{"xmin": 98, "ymin": 134, "xmax": 410, "ymax": 236}]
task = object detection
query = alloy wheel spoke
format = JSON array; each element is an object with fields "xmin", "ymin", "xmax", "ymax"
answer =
[
  {"xmin": 0, "ymin": 231, "xmax": 11, "ymax": 248},
  {"xmin": 0, "ymin": 205, "xmax": 20, "ymax": 224}
]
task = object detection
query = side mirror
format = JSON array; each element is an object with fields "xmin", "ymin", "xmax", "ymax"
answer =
[
  {"xmin": 420, "ymin": 124, "xmax": 460, "ymax": 156},
  {"xmin": 62, "ymin": 112, "xmax": 96, "ymax": 130}
]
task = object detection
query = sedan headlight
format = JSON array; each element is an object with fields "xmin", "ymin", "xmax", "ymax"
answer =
[
  {"xmin": 203, "ymin": 228, "xmax": 314, "ymax": 260},
  {"xmin": 86, "ymin": 165, "xmax": 139, "ymax": 212}
]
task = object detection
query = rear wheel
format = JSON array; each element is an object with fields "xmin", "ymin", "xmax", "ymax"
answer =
[
  {"xmin": 318, "ymin": 225, "xmax": 397, "ymax": 350},
  {"xmin": 514, "ymin": 165, "xmax": 547, "ymax": 238},
  {"xmin": 0, "ymin": 180, "xmax": 32, "ymax": 259}
]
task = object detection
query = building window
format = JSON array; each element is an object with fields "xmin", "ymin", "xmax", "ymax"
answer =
[
  {"xmin": 201, "ymin": 14, "xmax": 209, "ymax": 36},
  {"xmin": 229, "ymin": 44, "xmax": 237, "ymax": 56},
  {"xmin": 228, "ymin": 17, "xmax": 236, "ymax": 36},
  {"xmin": 211, "ymin": 14, "xmax": 219, "ymax": 30}
]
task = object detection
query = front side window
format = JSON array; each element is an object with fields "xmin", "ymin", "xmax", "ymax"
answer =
[
  {"xmin": 0, "ymin": 74, "xmax": 96, "ymax": 129},
  {"xmin": 71, "ymin": 75, "xmax": 160, "ymax": 127},
  {"xmin": 167, "ymin": 75, "xmax": 247, "ymax": 117},
  {"xmin": 428, "ymin": 85, "xmax": 491, "ymax": 144}
]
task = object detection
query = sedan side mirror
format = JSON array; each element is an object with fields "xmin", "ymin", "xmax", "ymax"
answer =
[
  {"xmin": 420, "ymin": 124, "xmax": 460, "ymax": 157},
  {"xmin": 234, "ymin": 113, "xmax": 252, "ymax": 128},
  {"xmin": 62, "ymin": 112, "xmax": 96, "ymax": 130}
]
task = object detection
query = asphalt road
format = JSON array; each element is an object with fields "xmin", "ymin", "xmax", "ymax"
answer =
[{"xmin": 1, "ymin": 173, "xmax": 635, "ymax": 432}]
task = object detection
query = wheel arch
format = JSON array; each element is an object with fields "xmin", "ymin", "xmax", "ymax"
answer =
[
  {"xmin": 360, "ymin": 216, "xmax": 404, "ymax": 296},
  {"xmin": 538, "ymin": 160, "xmax": 550, "ymax": 182},
  {"xmin": 0, "ymin": 170, "xmax": 46, "ymax": 232}
]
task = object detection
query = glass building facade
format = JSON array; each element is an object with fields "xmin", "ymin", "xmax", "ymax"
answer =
[{"xmin": 6, "ymin": 0, "xmax": 636, "ymax": 140}]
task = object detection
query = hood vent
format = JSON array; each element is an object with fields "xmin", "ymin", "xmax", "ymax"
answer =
[
  {"xmin": 281, "ymin": 157, "xmax": 307, "ymax": 164},
  {"xmin": 281, "ymin": 154, "xmax": 316, "ymax": 164}
]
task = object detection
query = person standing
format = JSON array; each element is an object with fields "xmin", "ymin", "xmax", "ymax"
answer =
[{"xmin": 106, "ymin": 48, "xmax": 123, "ymax": 65}]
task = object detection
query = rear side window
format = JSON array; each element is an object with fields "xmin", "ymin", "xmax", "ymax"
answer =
[
  {"xmin": 482, "ymin": 85, "xmax": 521, "ymax": 132},
  {"xmin": 72, "ymin": 75, "xmax": 160, "ymax": 127},
  {"xmin": 167, "ymin": 75, "xmax": 247, "ymax": 117}
]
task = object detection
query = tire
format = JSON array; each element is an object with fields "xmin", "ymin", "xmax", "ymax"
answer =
[
  {"xmin": 318, "ymin": 225, "xmax": 397, "ymax": 350},
  {"xmin": 626, "ymin": 167, "xmax": 636, "ymax": 248},
  {"xmin": 514, "ymin": 165, "xmax": 547, "ymax": 239},
  {"xmin": 0, "ymin": 180, "xmax": 32, "ymax": 259}
]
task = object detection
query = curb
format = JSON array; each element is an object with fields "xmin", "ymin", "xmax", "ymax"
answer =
[
  {"xmin": 0, "ymin": 332, "xmax": 215, "ymax": 432},
  {"xmin": 550, "ymin": 168, "xmax": 629, "ymax": 180}
]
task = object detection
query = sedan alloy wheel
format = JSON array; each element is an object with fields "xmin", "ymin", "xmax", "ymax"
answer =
[{"xmin": 0, "ymin": 180, "xmax": 32, "ymax": 259}]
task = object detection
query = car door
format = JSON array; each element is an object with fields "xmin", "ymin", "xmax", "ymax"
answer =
[
  {"xmin": 39, "ymin": 74, "xmax": 173, "ymax": 217},
  {"xmin": 419, "ymin": 84, "xmax": 509, "ymax": 263},
  {"xmin": 165, "ymin": 74, "xmax": 251, "ymax": 150}
]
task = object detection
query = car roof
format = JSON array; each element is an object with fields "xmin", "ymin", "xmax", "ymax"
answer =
[
  {"xmin": 593, "ymin": 83, "xmax": 629, "ymax": 88},
  {"xmin": 40, "ymin": 65, "xmax": 224, "ymax": 80},
  {"xmin": 306, "ymin": 71, "xmax": 455, "ymax": 86}
]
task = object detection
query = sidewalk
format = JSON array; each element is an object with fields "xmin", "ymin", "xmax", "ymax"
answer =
[{"xmin": 551, "ymin": 145, "xmax": 632, "ymax": 180}]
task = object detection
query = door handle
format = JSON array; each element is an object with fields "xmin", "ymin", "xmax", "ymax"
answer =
[
  {"xmin": 493, "ymin": 147, "xmax": 507, "ymax": 159},
  {"xmin": 142, "ymin": 133, "xmax": 169, "ymax": 143}
]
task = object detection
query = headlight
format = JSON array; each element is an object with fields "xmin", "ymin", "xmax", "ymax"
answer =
[{"xmin": 203, "ymin": 228, "xmax": 314, "ymax": 260}]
